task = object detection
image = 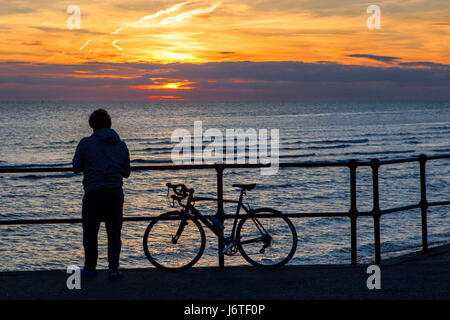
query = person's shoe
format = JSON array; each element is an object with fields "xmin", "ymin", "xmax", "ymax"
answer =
[
  {"xmin": 108, "ymin": 271, "xmax": 124, "ymax": 280},
  {"xmin": 80, "ymin": 267, "xmax": 98, "ymax": 278}
]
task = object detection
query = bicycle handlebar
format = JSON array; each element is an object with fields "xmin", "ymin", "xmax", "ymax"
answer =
[
  {"xmin": 166, "ymin": 183, "xmax": 194, "ymax": 208},
  {"xmin": 166, "ymin": 183, "xmax": 194, "ymax": 196}
]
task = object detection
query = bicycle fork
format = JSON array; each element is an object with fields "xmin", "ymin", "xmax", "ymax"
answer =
[{"xmin": 171, "ymin": 217, "xmax": 188, "ymax": 244}]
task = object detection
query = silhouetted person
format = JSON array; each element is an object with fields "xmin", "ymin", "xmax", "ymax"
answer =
[{"xmin": 73, "ymin": 109, "xmax": 130, "ymax": 279}]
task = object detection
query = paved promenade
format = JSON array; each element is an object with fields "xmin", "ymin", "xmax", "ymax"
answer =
[{"xmin": 1, "ymin": 244, "xmax": 449, "ymax": 300}]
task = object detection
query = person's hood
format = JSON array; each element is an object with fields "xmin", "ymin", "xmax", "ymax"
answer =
[{"xmin": 92, "ymin": 128, "xmax": 121, "ymax": 144}]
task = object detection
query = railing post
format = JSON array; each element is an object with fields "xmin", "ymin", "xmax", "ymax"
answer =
[
  {"xmin": 419, "ymin": 154, "xmax": 428, "ymax": 252},
  {"xmin": 348, "ymin": 159, "xmax": 358, "ymax": 265},
  {"xmin": 371, "ymin": 159, "xmax": 381, "ymax": 264},
  {"xmin": 215, "ymin": 163, "xmax": 225, "ymax": 268}
]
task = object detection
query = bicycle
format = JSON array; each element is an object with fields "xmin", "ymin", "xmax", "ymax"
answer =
[{"xmin": 143, "ymin": 182, "xmax": 298, "ymax": 271}]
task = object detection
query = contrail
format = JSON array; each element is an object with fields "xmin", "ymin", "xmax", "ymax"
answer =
[
  {"xmin": 73, "ymin": 0, "xmax": 217, "ymax": 57},
  {"xmin": 110, "ymin": 0, "xmax": 197, "ymax": 35},
  {"xmin": 159, "ymin": 2, "xmax": 221, "ymax": 25},
  {"xmin": 79, "ymin": 40, "xmax": 92, "ymax": 51},
  {"xmin": 78, "ymin": 1, "xmax": 195, "ymax": 52},
  {"xmin": 112, "ymin": 39, "xmax": 123, "ymax": 51},
  {"xmin": 42, "ymin": 56, "xmax": 55, "ymax": 62}
]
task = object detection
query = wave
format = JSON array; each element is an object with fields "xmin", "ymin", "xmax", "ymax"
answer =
[
  {"xmin": 362, "ymin": 132, "xmax": 423, "ymax": 138},
  {"xmin": 404, "ymin": 140, "xmax": 421, "ymax": 144},
  {"xmin": 279, "ymin": 153, "xmax": 316, "ymax": 158},
  {"xmin": 22, "ymin": 140, "xmax": 77, "ymax": 150},
  {"xmin": 126, "ymin": 137, "xmax": 171, "ymax": 145},
  {"xmin": 139, "ymin": 145, "xmax": 279, "ymax": 154},
  {"xmin": 255, "ymin": 183, "xmax": 294, "ymax": 190},
  {"xmin": 132, "ymin": 154, "xmax": 315, "ymax": 164},
  {"xmin": 131, "ymin": 159, "xmax": 173, "ymax": 164},
  {"xmin": 302, "ymin": 138, "xmax": 369, "ymax": 145},
  {"xmin": 139, "ymin": 140, "xmax": 172, "ymax": 146},
  {"xmin": 308, "ymin": 144, "xmax": 351, "ymax": 150},
  {"xmin": 343, "ymin": 149, "xmax": 416, "ymax": 156},
  {"xmin": 48, "ymin": 140, "xmax": 76, "ymax": 145},
  {"xmin": 0, "ymin": 162, "xmax": 72, "ymax": 169},
  {"xmin": 137, "ymin": 146, "xmax": 173, "ymax": 151},
  {"xmin": 9, "ymin": 173, "xmax": 76, "ymax": 180},
  {"xmin": 427, "ymin": 125, "xmax": 450, "ymax": 130},
  {"xmin": 135, "ymin": 146, "xmax": 174, "ymax": 155},
  {"xmin": 431, "ymin": 148, "xmax": 450, "ymax": 153},
  {"xmin": 283, "ymin": 138, "xmax": 369, "ymax": 145}
]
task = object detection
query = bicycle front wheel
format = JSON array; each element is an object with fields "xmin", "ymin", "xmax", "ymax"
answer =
[
  {"xmin": 237, "ymin": 208, "xmax": 297, "ymax": 269},
  {"xmin": 143, "ymin": 211, "xmax": 205, "ymax": 271}
]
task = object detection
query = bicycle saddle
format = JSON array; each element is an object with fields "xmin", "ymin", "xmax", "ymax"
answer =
[{"xmin": 232, "ymin": 183, "xmax": 256, "ymax": 191}]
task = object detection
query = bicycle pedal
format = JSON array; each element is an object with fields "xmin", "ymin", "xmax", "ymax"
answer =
[{"xmin": 222, "ymin": 242, "xmax": 235, "ymax": 254}]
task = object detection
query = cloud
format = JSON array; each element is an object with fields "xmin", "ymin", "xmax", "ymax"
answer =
[
  {"xmin": 22, "ymin": 41, "xmax": 42, "ymax": 46},
  {"xmin": 347, "ymin": 54, "xmax": 401, "ymax": 63},
  {"xmin": 31, "ymin": 26, "xmax": 103, "ymax": 35},
  {"xmin": 0, "ymin": 2, "xmax": 34, "ymax": 15},
  {"xmin": 0, "ymin": 60, "xmax": 449, "ymax": 101},
  {"xmin": 399, "ymin": 61, "xmax": 449, "ymax": 69}
]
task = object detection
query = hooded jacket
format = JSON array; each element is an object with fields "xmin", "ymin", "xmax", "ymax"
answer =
[{"xmin": 73, "ymin": 128, "xmax": 131, "ymax": 192}]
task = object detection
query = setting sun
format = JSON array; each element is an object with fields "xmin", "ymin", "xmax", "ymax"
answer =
[{"xmin": 162, "ymin": 83, "xmax": 183, "ymax": 89}]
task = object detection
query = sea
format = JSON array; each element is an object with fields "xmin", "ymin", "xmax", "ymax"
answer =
[{"xmin": 0, "ymin": 101, "xmax": 449, "ymax": 271}]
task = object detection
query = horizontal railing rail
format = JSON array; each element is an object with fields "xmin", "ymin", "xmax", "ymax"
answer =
[{"xmin": 0, "ymin": 153, "xmax": 449, "ymax": 267}]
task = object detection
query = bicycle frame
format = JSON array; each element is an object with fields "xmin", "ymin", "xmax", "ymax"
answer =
[{"xmin": 173, "ymin": 189, "xmax": 252, "ymax": 242}]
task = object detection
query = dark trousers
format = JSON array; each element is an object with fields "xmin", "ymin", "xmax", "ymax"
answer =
[{"xmin": 82, "ymin": 187, "xmax": 124, "ymax": 272}]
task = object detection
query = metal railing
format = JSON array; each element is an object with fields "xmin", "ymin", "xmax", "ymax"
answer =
[{"xmin": 1, "ymin": 153, "xmax": 449, "ymax": 267}]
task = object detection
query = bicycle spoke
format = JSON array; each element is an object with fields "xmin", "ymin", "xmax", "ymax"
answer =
[
  {"xmin": 144, "ymin": 215, "xmax": 205, "ymax": 270},
  {"xmin": 251, "ymin": 217, "xmax": 266, "ymax": 234},
  {"xmin": 238, "ymin": 209, "xmax": 297, "ymax": 269}
]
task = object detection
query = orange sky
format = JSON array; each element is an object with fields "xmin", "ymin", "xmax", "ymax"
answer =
[
  {"xmin": 1, "ymin": 0, "xmax": 448, "ymax": 66},
  {"xmin": 0, "ymin": 1, "xmax": 449, "ymax": 101}
]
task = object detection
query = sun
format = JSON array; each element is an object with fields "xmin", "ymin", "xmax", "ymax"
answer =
[{"xmin": 162, "ymin": 83, "xmax": 181, "ymax": 89}]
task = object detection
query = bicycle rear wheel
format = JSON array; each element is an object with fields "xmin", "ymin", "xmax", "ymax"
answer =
[
  {"xmin": 143, "ymin": 211, "xmax": 205, "ymax": 271},
  {"xmin": 237, "ymin": 208, "xmax": 297, "ymax": 269}
]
